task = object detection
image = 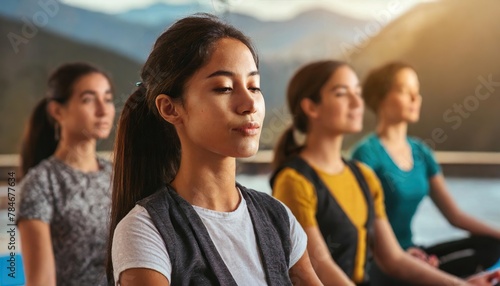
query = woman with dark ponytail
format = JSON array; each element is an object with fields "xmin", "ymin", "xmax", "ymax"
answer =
[
  {"xmin": 17, "ymin": 62, "xmax": 116, "ymax": 285},
  {"xmin": 271, "ymin": 60, "xmax": 500, "ymax": 286},
  {"xmin": 108, "ymin": 14, "xmax": 320, "ymax": 286}
]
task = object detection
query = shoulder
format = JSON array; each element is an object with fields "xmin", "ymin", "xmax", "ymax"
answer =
[
  {"xmin": 97, "ymin": 156, "xmax": 113, "ymax": 175},
  {"xmin": 137, "ymin": 186, "xmax": 171, "ymax": 209},
  {"xmin": 113, "ymin": 205, "xmax": 171, "ymax": 282},
  {"xmin": 352, "ymin": 161, "xmax": 379, "ymax": 182},
  {"xmin": 350, "ymin": 134, "xmax": 380, "ymax": 165},
  {"xmin": 408, "ymin": 137, "xmax": 433, "ymax": 153},
  {"xmin": 113, "ymin": 205, "xmax": 166, "ymax": 257},
  {"xmin": 408, "ymin": 137, "xmax": 438, "ymax": 161},
  {"xmin": 115, "ymin": 204, "xmax": 157, "ymax": 235},
  {"xmin": 351, "ymin": 134, "xmax": 378, "ymax": 152},
  {"xmin": 351, "ymin": 161, "xmax": 384, "ymax": 196},
  {"xmin": 20, "ymin": 157, "xmax": 58, "ymax": 190},
  {"xmin": 273, "ymin": 167, "xmax": 315, "ymax": 189}
]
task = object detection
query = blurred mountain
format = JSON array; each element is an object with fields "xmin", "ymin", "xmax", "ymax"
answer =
[
  {"xmin": 115, "ymin": 2, "xmax": 213, "ymax": 26},
  {"xmin": 349, "ymin": 0, "xmax": 500, "ymax": 152},
  {"xmin": 0, "ymin": 1, "xmax": 369, "ymax": 62},
  {"xmin": 0, "ymin": 1, "xmax": 377, "ymax": 152},
  {"xmin": 116, "ymin": 3, "xmax": 368, "ymax": 62},
  {"xmin": 0, "ymin": 0, "xmax": 157, "ymax": 61},
  {"xmin": 231, "ymin": 9, "xmax": 366, "ymax": 61},
  {"xmin": 0, "ymin": 16, "xmax": 141, "ymax": 153}
]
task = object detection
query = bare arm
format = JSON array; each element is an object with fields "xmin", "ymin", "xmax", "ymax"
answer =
[
  {"xmin": 429, "ymin": 174, "xmax": 500, "ymax": 239},
  {"xmin": 18, "ymin": 219, "xmax": 56, "ymax": 286},
  {"xmin": 372, "ymin": 218, "xmax": 468, "ymax": 285},
  {"xmin": 289, "ymin": 250, "xmax": 324, "ymax": 285},
  {"xmin": 119, "ymin": 268, "xmax": 169, "ymax": 286},
  {"xmin": 303, "ymin": 226, "xmax": 355, "ymax": 286},
  {"xmin": 119, "ymin": 253, "xmax": 323, "ymax": 286}
]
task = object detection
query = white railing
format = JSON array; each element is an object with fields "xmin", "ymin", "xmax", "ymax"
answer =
[{"xmin": 2, "ymin": 151, "xmax": 500, "ymax": 167}]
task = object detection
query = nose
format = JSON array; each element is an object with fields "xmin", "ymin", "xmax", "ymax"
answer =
[
  {"xmin": 95, "ymin": 98, "xmax": 108, "ymax": 117},
  {"xmin": 410, "ymin": 92, "xmax": 421, "ymax": 102},
  {"xmin": 350, "ymin": 91, "xmax": 364, "ymax": 109},
  {"xmin": 236, "ymin": 87, "xmax": 258, "ymax": 115}
]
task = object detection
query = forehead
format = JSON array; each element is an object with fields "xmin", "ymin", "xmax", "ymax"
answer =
[
  {"xmin": 199, "ymin": 38, "xmax": 257, "ymax": 74},
  {"xmin": 394, "ymin": 68, "xmax": 419, "ymax": 85},
  {"xmin": 325, "ymin": 65, "xmax": 358, "ymax": 86},
  {"xmin": 72, "ymin": 72, "xmax": 109, "ymax": 91}
]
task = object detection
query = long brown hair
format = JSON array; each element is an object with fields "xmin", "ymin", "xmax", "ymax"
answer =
[
  {"xmin": 106, "ymin": 13, "xmax": 258, "ymax": 283},
  {"xmin": 362, "ymin": 61, "xmax": 415, "ymax": 113},
  {"xmin": 19, "ymin": 62, "xmax": 110, "ymax": 178},
  {"xmin": 272, "ymin": 60, "xmax": 348, "ymax": 169}
]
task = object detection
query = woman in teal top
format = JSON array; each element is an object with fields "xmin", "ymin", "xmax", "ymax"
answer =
[
  {"xmin": 351, "ymin": 62, "xmax": 500, "ymax": 284},
  {"xmin": 352, "ymin": 134, "xmax": 440, "ymax": 250}
]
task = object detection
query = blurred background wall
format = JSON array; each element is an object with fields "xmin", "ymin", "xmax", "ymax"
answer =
[{"xmin": 1, "ymin": 0, "xmax": 500, "ymax": 155}]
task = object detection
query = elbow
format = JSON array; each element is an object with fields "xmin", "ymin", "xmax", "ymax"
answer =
[
  {"xmin": 25, "ymin": 275, "xmax": 56, "ymax": 286},
  {"xmin": 446, "ymin": 211, "xmax": 464, "ymax": 228},
  {"xmin": 374, "ymin": 249, "xmax": 404, "ymax": 277}
]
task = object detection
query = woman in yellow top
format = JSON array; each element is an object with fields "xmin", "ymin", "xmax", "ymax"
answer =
[{"xmin": 271, "ymin": 60, "xmax": 500, "ymax": 286}]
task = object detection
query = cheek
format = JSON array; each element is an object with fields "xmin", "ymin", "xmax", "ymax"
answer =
[
  {"xmin": 256, "ymin": 96, "xmax": 265, "ymax": 121},
  {"xmin": 415, "ymin": 98, "xmax": 423, "ymax": 108},
  {"xmin": 109, "ymin": 105, "xmax": 116, "ymax": 119}
]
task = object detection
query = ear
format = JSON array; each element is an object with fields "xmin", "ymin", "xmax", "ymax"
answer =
[
  {"xmin": 300, "ymin": 97, "xmax": 320, "ymax": 119},
  {"xmin": 47, "ymin": 100, "xmax": 63, "ymax": 123},
  {"xmin": 156, "ymin": 94, "xmax": 183, "ymax": 125}
]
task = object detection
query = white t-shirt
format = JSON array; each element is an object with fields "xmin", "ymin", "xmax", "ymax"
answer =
[{"xmin": 112, "ymin": 192, "xmax": 307, "ymax": 285}]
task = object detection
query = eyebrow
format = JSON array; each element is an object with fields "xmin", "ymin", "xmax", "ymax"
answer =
[
  {"xmin": 331, "ymin": 84, "xmax": 361, "ymax": 90},
  {"xmin": 206, "ymin": 70, "xmax": 259, "ymax": 78},
  {"xmin": 78, "ymin": 89, "xmax": 112, "ymax": 97}
]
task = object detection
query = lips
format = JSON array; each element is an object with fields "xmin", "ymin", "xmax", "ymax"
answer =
[
  {"xmin": 233, "ymin": 122, "xmax": 260, "ymax": 136},
  {"xmin": 95, "ymin": 122, "xmax": 111, "ymax": 129}
]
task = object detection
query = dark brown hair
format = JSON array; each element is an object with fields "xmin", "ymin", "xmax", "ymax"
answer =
[
  {"xmin": 106, "ymin": 13, "xmax": 258, "ymax": 283},
  {"xmin": 272, "ymin": 60, "xmax": 347, "ymax": 169},
  {"xmin": 362, "ymin": 61, "xmax": 414, "ymax": 113},
  {"xmin": 19, "ymin": 62, "xmax": 110, "ymax": 178}
]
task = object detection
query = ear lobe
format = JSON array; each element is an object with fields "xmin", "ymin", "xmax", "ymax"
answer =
[
  {"xmin": 47, "ymin": 101, "xmax": 63, "ymax": 123},
  {"xmin": 300, "ymin": 98, "xmax": 319, "ymax": 119},
  {"xmin": 156, "ymin": 94, "xmax": 182, "ymax": 125}
]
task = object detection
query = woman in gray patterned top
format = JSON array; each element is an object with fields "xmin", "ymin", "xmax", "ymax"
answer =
[{"xmin": 17, "ymin": 62, "xmax": 115, "ymax": 286}]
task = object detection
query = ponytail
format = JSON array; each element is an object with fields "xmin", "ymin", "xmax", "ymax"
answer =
[
  {"xmin": 106, "ymin": 14, "xmax": 259, "ymax": 283},
  {"xmin": 272, "ymin": 126, "xmax": 303, "ymax": 170},
  {"xmin": 19, "ymin": 62, "xmax": 109, "ymax": 179},
  {"xmin": 106, "ymin": 86, "xmax": 180, "ymax": 284},
  {"xmin": 20, "ymin": 98, "xmax": 57, "ymax": 178}
]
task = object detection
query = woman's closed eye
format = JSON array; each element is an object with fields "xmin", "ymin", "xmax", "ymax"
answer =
[
  {"xmin": 213, "ymin": 87, "xmax": 233, "ymax": 94},
  {"xmin": 335, "ymin": 91, "xmax": 348, "ymax": 97},
  {"xmin": 82, "ymin": 96, "xmax": 94, "ymax": 103},
  {"xmin": 248, "ymin": 87, "xmax": 261, "ymax": 93}
]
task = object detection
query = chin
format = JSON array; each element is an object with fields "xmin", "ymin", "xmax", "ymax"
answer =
[
  {"xmin": 346, "ymin": 124, "xmax": 363, "ymax": 134},
  {"xmin": 406, "ymin": 116, "xmax": 420, "ymax": 123},
  {"xmin": 234, "ymin": 141, "xmax": 260, "ymax": 158},
  {"xmin": 94, "ymin": 131, "xmax": 111, "ymax": 140}
]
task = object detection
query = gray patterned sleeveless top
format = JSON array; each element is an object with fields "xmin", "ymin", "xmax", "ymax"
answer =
[{"xmin": 17, "ymin": 156, "xmax": 112, "ymax": 286}]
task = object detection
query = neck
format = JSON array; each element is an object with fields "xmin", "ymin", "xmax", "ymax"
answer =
[
  {"xmin": 53, "ymin": 137, "xmax": 99, "ymax": 172},
  {"xmin": 171, "ymin": 141, "xmax": 239, "ymax": 212},
  {"xmin": 376, "ymin": 119, "xmax": 408, "ymax": 144},
  {"xmin": 300, "ymin": 127, "xmax": 344, "ymax": 174}
]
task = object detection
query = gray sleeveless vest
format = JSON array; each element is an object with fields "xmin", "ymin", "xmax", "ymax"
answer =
[{"xmin": 137, "ymin": 183, "xmax": 293, "ymax": 285}]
